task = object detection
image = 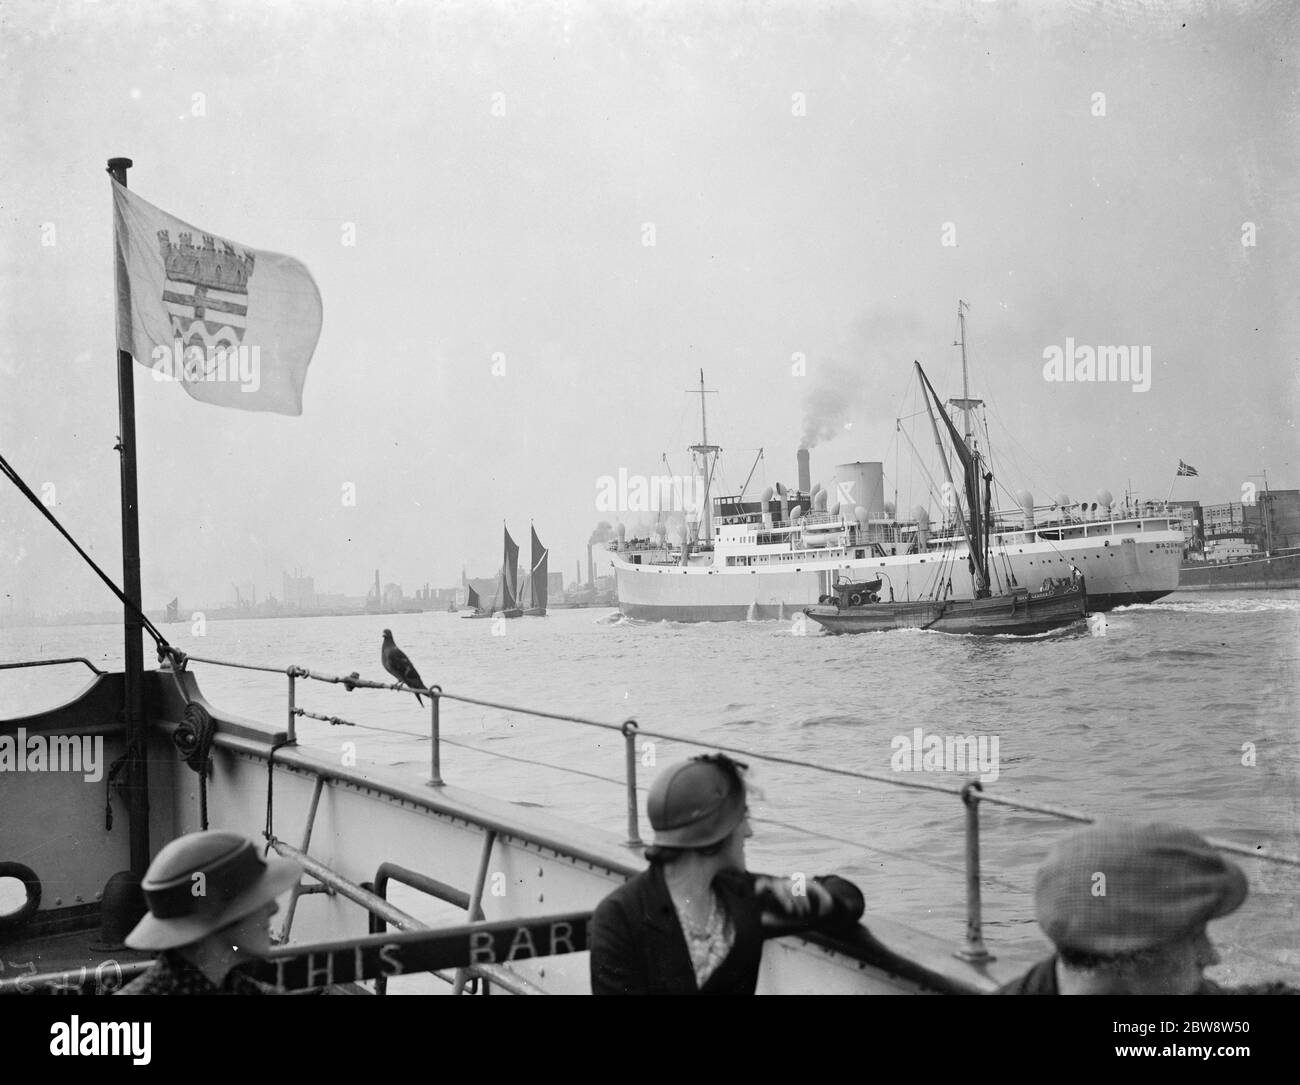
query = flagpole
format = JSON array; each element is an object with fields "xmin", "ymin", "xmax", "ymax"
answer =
[{"xmin": 108, "ymin": 155, "xmax": 150, "ymax": 876}]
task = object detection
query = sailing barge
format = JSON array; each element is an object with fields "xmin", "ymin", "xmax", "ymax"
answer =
[
  {"xmin": 464, "ymin": 526, "xmax": 548, "ymax": 618},
  {"xmin": 804, "ymin": 362, "xmax": 1089, "ymax": 637},
  {"xmin": 805, "ymin": 575, "xmax": 1087, "ymax": 635}
]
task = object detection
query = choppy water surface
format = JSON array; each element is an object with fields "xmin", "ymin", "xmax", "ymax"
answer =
[{"xmin": 4, "ymin": 589, "xmax": 1298, "ymax": 986}]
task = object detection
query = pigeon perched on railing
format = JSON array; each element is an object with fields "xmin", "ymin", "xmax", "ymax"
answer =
[{"xmin": 381, "ymin": 629, "xmax": 427, "ymax": 706}]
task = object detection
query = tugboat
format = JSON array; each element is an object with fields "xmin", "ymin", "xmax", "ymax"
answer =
[{"xmin": 804, "ymin": 362, "xmax": 1088, "ymax": 636}]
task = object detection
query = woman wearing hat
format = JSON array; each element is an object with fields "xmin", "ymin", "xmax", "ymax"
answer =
[
  {"xmin": 116, "ymin": 830, "xmax": 303, "ymax": 995},
  {"xmin": 589, "ymin": 753, "xmax": 865, "ymax": 995}
]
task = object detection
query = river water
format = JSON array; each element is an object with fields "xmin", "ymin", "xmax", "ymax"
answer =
[{"xmin": 3, "ymin": 589, "xmax": 1298, "ymax": 987}]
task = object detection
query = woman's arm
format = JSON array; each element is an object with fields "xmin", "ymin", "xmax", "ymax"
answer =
[{"xmin": 751, "ymin": 873, "xmax": 865, "ymax": 932}]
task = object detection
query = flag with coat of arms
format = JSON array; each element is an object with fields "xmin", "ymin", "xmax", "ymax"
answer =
[{"xmin": 112, "ymin": 179, "xmax": 322, "ymax": 415}]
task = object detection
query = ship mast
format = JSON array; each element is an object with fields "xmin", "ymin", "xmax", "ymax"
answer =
[
  {"xmin": 687, "ymin": 369, "xmax": 720, "ymax": 546},
  {"xmin": 949, "ymin": 300, "xmax": 982, "ymax": 448},
  {"xmin": 917, "ymin": 361, "xmax": 991, "ymax": 597}
]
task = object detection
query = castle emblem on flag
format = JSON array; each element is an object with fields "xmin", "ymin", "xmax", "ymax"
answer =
[
  {"xmin": 115, "ymin": 177, "xmax": 320, "ymax": 414},
  {"xmin": 157, "ymin": 230, "xmax": 255, "ymax": 356}
]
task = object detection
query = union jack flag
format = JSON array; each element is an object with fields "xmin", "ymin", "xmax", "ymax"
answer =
[{"xmin": 1177, "ymin": 460, "xmax": 1198, "ymax": 477}]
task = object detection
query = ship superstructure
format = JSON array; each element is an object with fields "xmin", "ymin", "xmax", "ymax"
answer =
[
  {"xmin": 611, "ymin": 305, "xmax": 1182, "ymax": 621},
  {"xmin": 612, "ymin": 484, "xmax": 1183, "ymax": 621}
]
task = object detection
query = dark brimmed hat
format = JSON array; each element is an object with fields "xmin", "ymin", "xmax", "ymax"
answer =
[
  {"xmin": 1035, "ymin": 821, "xmax": 1248, "ymax": 957},
  {"xmin": 125, "ymin": 831, "xmax": 302, "ymax": 951},
  {"xmin": 647, "ymin": 754, "xmax": 748, "ymax": 849}
]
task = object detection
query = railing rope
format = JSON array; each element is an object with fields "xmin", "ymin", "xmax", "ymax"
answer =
[
  {"xmin": 0, "ymin": 657, "xmax": 104, "ymax": 675},
  {"xmin": 293, "ymin": 707, "xmax": 358, "ymax": 727}
]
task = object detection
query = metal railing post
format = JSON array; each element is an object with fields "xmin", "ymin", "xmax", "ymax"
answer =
[
  {"xmin": 278, "ymin": 776, "xmax": 325, "ymax": 944},
  {"xmin": 429, "ymin": 686, "xmax": 443, "ymax": 787},
  {"xmin": 426, "ymin": 686, "xmax": 447, "ymax": 790},
  {"xmin": 286, "ymin": 668, "xmax": 298, "ymax": 745},
  {"xmin": 622, "ymin": 719, "xmax": 642, "ymax": 847},
  {"xmin": 451, "ymin": 829, "xmax": 496, "ymax": 995},
  {"xmin": 957, "ymin": 781, "xmax": 993, "ymax": 963}
]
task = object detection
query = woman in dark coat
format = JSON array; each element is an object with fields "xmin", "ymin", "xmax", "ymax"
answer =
[{"xmin": 590, "ymin": 753, "xmax": 864, "ymax": 995}]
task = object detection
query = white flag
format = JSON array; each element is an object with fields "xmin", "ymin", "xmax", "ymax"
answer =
[{"xmin": 113, "ymin": 180, "xmax": 322, "ymax": 415}]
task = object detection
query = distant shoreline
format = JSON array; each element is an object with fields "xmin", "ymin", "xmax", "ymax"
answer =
[{"xmin": 3, "ymin": 601, "xmax": 619, "ymax": 630}]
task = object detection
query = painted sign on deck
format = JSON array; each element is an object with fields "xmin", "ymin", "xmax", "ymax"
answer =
[{"xmin": 255, "ymin": 912, "xmax": 590, "ymax": 991}]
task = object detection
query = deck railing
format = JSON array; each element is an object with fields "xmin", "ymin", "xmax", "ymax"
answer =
[{"xmin": 151, "ymin": 651, "xmax": 1300, "ymax": 965}]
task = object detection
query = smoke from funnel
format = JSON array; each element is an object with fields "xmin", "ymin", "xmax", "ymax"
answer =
[
  {"xmin": 586, "ymin": 521, "xmax": 615, "ymax": 587},
  {"xmin": 799, "ymin": 307, "xmax": 927, "ymax": 448}
]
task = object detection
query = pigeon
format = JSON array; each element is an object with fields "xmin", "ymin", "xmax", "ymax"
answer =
[{"xmin": 381, "ymin": 629, "xmax": 426, "ymax": 706}]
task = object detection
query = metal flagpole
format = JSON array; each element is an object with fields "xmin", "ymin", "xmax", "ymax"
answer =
[{"xmin": 108, "ymin": 156, "xmax": 150, "ymax": 875}]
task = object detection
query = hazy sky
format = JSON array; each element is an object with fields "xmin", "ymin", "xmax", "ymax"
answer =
[{"xmin": 2, "ymin": 0, "xmax": 1296, "ymax": 615}]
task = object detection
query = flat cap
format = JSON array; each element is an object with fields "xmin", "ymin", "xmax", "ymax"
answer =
[{"xmin": 1035, "ymin": 821, "xmax": 1248, "ymax": 956}]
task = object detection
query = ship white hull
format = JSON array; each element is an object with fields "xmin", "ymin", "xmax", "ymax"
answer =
[{"xmin": 613, "ymin": 531, "xmax": 1183, "ymax": 621}]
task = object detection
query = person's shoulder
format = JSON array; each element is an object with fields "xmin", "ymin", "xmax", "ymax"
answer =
[
  {"xmin": 114, "ymin": 958, "xmax": 167, "ymax": 995},
  {"xmin": 994, "ymin": 956, "xmax": 1058, "ymax": 995},
  {"xmin": 1212, "ymin": 979, "xmax": 1300, "ymax": 995},
  {"xmin": 592, "ymin": 868, "xmax": 652, "ymax": 922}
]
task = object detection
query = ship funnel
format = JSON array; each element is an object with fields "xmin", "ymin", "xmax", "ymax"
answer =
[
  {"xmin": 1017, "ymin": 490, "xmax": 1035, "ymax": 529},
  {"xmin": 797, "ymin": 448, "xmax": 811, "ymax": 494},
  {"xmin": 833, "ymin": 462, "xmax": 885, "ymax": 520}
]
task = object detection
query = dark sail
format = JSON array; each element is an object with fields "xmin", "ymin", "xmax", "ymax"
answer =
[
  {"xmin": 915, "ymin": 362, "xmax": 989, "ymax": 595},
  {"xmin": 467, "ymin": 585, "xmax": 481, "ymax": 611},
  {"xmin": 530, "ymin": 527, "xmax": 549, "ymax": 610},
  {"xmin": 502, "ymin": 528, "xmax": 520, "ymax": 610}
]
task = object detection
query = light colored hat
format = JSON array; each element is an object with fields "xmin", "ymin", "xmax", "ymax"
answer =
[
  {"xmin": 1035, "ymin": 820, "xmax": 1248, "ymax": 956},
  {"xmin": 125, "ymin": 831, "xmax": 302, "ymax": 951}
]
